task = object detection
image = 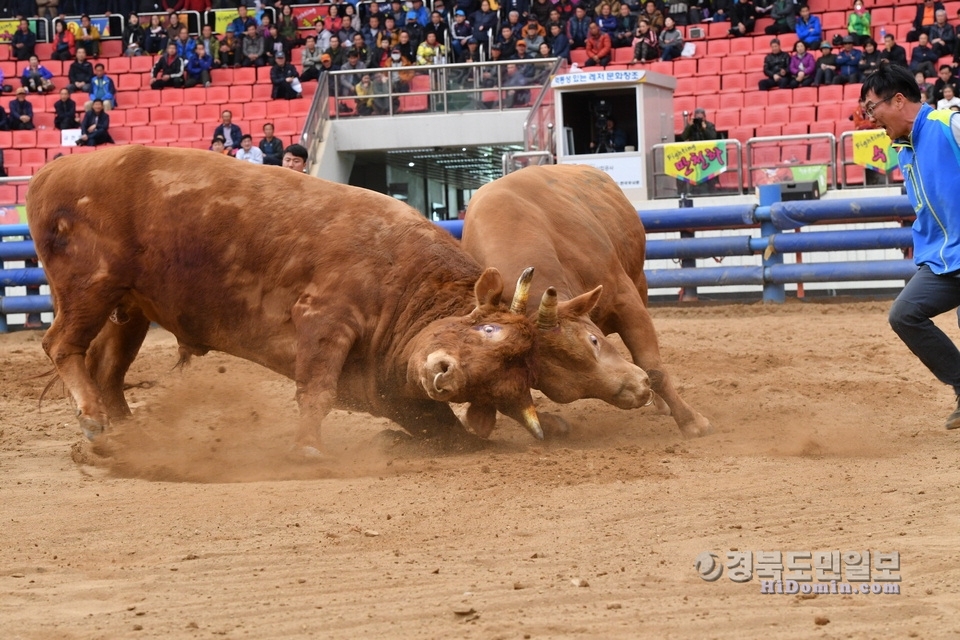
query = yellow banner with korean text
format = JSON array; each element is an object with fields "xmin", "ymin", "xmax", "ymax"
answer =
[
  {"xmin": 214, "ymin": 10, "xmax": 240, "ymax": 36},
  {"xmin": 664, "ymin": 140, "xmax": 728, "ymax": 185},
  {"xmin": 852, "ymin": 129, "xmax": 898, "ymax": 174}
]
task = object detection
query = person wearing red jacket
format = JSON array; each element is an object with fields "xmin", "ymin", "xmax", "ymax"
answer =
[{"xmin": 584, "ymin": 22, "xmax": 611, "ymax": 67}]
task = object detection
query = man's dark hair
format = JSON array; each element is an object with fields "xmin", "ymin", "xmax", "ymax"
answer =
[
  {"xmin": 284, "ymin": 143, "xmax": 308, "ymax": 161},
  {"xmin": 241, "ymin": 133, "xmax": 253, "ymax": 142},
  {"xmin": 941, "ymin": 64, "xmax": 953, "ymax": 72},
  {"xmin": 94, "ymin": 63, "xmax": 104, "ymax": 70},
  {"xmin": 860, "ymin": 64, "xmax": 922, "ymax": 103}
]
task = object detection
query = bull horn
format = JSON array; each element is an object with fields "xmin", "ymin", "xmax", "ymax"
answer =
[
  {"xmin": 537, "ymin": 287, "xmax": 559, "ymax": 330},
  {"xmin": 509, "ymin": 267, "xmax": 535, "ymax": 315},
  {"xmin": 521, "ymin": 405, "xmax": 544, "ymax": 440}
]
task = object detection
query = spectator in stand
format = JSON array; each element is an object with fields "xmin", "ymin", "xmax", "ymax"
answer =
[
  {"xmin": 728, "ymin": 0, "xmax": 757, "ymax": 38},
  {"xmin": 54, "ymin": 88, "xmax": 80, "ymax": 130},
  {"xmin": 833, "ymin": 35, "xmax": 863, "ymax": 84},
  {"xmin": 764, "ymin": 0, "xmax": 796, "ymax": 37},
  {"xmin": 502, "ymin": 63, "xmax": 530, "ymax": 108},
  {"xmin": 355, "ymin": 72, "xmax": 377, "ymax": 115},
  {"xmin": 812, "ymin": 42, "xmax": 836, "ymax": 86},
  {"xmin": 11, "ymin": 19, "xmax": 36, "ymax": 62},
  {"xmin": 659, "ymin": 16, "xmax": 683, "ymax": 62},
  {"xmin": 910, "ymin": 33, "xmax": 939, "ymax": 79},
  {"xmin": 210, "ymin": 135, "xmax": 230, "ymax": 156},
  {"xmin": 498, "ymin": 25, "xmax": 519, "ymax": 59},
  {"xmin": 21, "ymin": 56, "xmax": 55, "ymax": 95},
  {"xmin": 235, "ymin": 134, "xmax": 264, "ymax": 164},
  {"xmin": 270, "ymin": 50, "xmax": 302, "ymax": 99},
  {"xmin": 451, "ymin": 10, "xmax": 473, "ymax": 62},
  {"xmin": 76, "ymin": 99, "xmax": 113, "ymax": 146},
  {"xmin": 151, "ymin": 42, "xmax": 186, "ymax": 89},
  {"xmin": 937, "ymin": 83, "xmax": 960, "ymax": 109},
  {"xmin": 504, "ymin": 10, "xmax": 524, "ymax": 39},
  {"xmin": 197, "ymin": 25, "xmax": 220, "ymax": 68},
  {"xmin": 340, "ymin": 49, "xmax": 366, "ymax": 96},
  {"xmin": 185, "ymin": 42, "xmax": 213, "ymax": 88},
  {"xmin": 351, "ymin": 33, "xmax": 374, "ymax": 68},
  {"xmin": 916, "ymin": 71, "xmax": 933, "ymax": 103},
  {"xmin": 710, "ymin": 0, "xmax": 733, "ymax": 23},
  {"xmin": 325, "ymin": 35, "xmax": 347, "ymax": 69},
  {"xmin": 555, "ymin": 0, "xmax": 576, "ymax": 23},
  {"xmin": 67, "ymin": 49, "xmax": 94, "ymax": 95},
  {"xmin": 530, "ymin": 0, "xmax": 553, "ymax": 26},
  {"xmin": 681, "ymin": 108, "xmax": 717, "ymax": 141},
  {"xmin": 758, "ymin": 38, "xmax": 790, "ymax": 90},
  {"xmin": 396, "ymin": 30, "xmax": 416, "ymax": 64},
  {"xmin": 789, "ymin": 41, "xmax": 815, "ymax": 88},
  {"xmin": 631, "ymin": 19, "xmax": 659, "ymax": 63},
  {"xmin": 410, "ymin": 0, "xmax": 430, "ymax": 27},
  {"xmin": 76, "ymin": 14, "xmax": 101, "ymax": 59},
  {"xmin": 846, "ymin": 1, "xmax": 871, "ymax": 47},
  {"xmin": 639, "ymin": 1, "xmax": 664, "ymax": 32},
  {"xmin": 241, "ymin": 23, "xmax": 266, "ymax": 67},
  {"xmin": 931, "ymin": 64, "xmax": 959, "ymax": 102},
  {"xmin": 314, "ymin": 18, "xmax": 333, "ymax": 52},
  {"xmin": 219, "ymin": 30, "xmax": 240, "ymax": 68},
  {"xmin": 880, "ymin": 33, "xmax": 908, "ymax": 68},
  {"xmin": 612, "ymin": 4, "xmax": 636, "ymax": 49},
  {"xmin": 214, "ymin": 110, "xmax": 242, "ymax": 151},
  {"xmin": 584, "ymin": 22, "xmax": 612, "ymax": 67},
  {"xmin": 9, "ymin": 88, "xmax": 34, "ymax": 131},
  {"xmin": 378, "ymin": 15, "xmax": 400, "ymax": 53},
  {"xmin": 259, "ymin": 123, "xmax": 283, "ymax": 166},
  {"xmin": 230, "ymin": 5, "xmax": 258, "ymax": 38},
  {"xmin": 795, "ymin": 5, "xmax": 821, "ymax": 50},
  {"xmin": 906, "ymin": 0, "xmax": 944, "ymax": 43},
  {"xmin": 173, "ymin": 26, "xmax": 196, "ymax": 59},
  {"xmin": 425, "ymin": 11, "xmax": 448, "ymax": 46},
  {"xmin": 282, "ymin": 144, "xmax": 309, "ymax": 172},
  {"xmin": 122, "ymin": 13, "xmax": 145, "ymax": 57},
  {"xmin": 145, "ymin": 15, "xmax": 166, "ymax": 56},
  {"xmin": 301, "ymin": 36, "xmax": 322, "ymax": 82},
  {"xmin": 278, "ymin": 4, "xmax": 301, "ymax": 48},
  {"xmin": 859, "ymin": 38, "xmax": 881, "ymax": 80},
  {"xmin": 264, "ymin": 25, "xmax": 287, "ymax": 66},
  {"xmin": 665, "ymin": 1, "xmax": 693, "ymax": 27},
  {"xmin": 384, "ymin": 45, "xmax": 414, "ymax": 93},
  {"xmin": 417, "ymin": 31, "xmax": 446, "ymax": 64},
  {"xmin": 927, "ymin": 9, "xmax": 956, "ymax": 58},
  {"xmin": 339, "ymin": 7, "xmax": 361, "ymax": 49},
  {"xmin": 471, "ymin": 0, "xmax": 498, "ymax": 53},
  {"xmin": 404, "ymin": 12, "xmax": 425, "ymax": 49},
  {"xmin": 362, "ymin": 15, "xmax": 382, "ymax": 53},
  {"xmin": 258, "ymin": 14, "xmax": 274, "ymax": 40},
  {"xmin": 596, "ymin": 4, "xmax": 618, "ymax": 38},
  {"xmin": 549, "ymin": 22, "xmax": 571, "ymax": 61},
  {"xmin": 51, "ymin": 19, "xmax": 76, "ymax": 62},
  {"xmin": 523, "ymin": 19, "xmax": 545, "ymax": 52},
  {"xmin": 568, "ymin": 6, "xmax": 592, "ymax": 50},
  {"xmin": 86, "ymin": 63, "xmax": 116, "ymax": 111}
]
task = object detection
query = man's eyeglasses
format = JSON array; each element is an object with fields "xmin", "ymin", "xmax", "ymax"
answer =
[{"xmin": 864, "ymin": 96, "xmax": 894, "ymax": 118}]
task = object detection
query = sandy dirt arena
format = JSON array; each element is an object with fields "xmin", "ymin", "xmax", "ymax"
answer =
[{"xmin": 2, "ymin": 300, "xmax": 960, "ymax": 639}]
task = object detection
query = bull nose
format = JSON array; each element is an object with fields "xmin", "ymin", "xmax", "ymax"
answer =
[
  {"xmin": 614, "ymin": 372, "xmax": 653, "ymax": 410},
  {"xmin": 422, "ymin": 351, "xmax": 464, "ymax": 400}
]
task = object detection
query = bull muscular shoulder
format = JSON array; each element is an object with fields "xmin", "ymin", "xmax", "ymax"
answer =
[{"xmin": 27, "ymin": 146, "xmax": 543, "ymax": 451}]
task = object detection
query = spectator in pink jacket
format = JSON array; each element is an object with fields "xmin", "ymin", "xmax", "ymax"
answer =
[{"xmin": 789, "ymin": 40, "xmax": 816, "ymax": 87}]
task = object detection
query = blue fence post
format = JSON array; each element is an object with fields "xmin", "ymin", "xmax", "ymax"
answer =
[
  {"xmin": 678, "ymin": 194, "xmax": 697, "ymax": 302},
  {"xmin": 759, "ymin": 184, "xmax": 785, "ymax": 304}
]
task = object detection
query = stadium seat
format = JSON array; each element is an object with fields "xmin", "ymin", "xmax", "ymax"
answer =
[
  {"xmin": 707, "ymin": 21, "xmax": 730, "ymax": 39},
  {"xmin": 675, "ymin": 96, "xmax": 696, "ymax": 114},
  {"xmin": 234, "ymin": 68, "xmax": 256, "ymax": 84},
  {"xmin": 715, "ymin": 110, "xmax": 740, "ymax": 130},
  {"xmin": 184, "ymin": 87, "xmax": 207, "ymax": 105},
  {"xmin": 673, "ymin": 59, "xmax": 696, "ymax": 77},
  {"xmin": 782, "ymin": 144, "xmax": 809, "ymax": 163},
  {"xmin": 12, "ymin": 130, "xmax": 36, "ymax": 148},
  {"xmin": 161, "ymin": 89, "xmax": 184, "ymax": 106},
  {"xmin": 273, "ymin": 117, "xmax": 299, "ymax": 135},
  {"xmin": 150, "ymin": 106, "xmax": 174, "ymax": 124},
  {"xmin": 730, "ymin": 37, "xmax": 753, "ymax": 55},
  {"xmin": 138, "ymin": 90, "xmax": 161, "ymax": 108},
  {"xmin": 130, "ymin": 56, "xmax": 154, "ymax": 73},
  {"xmin": 613, "ymin": 47, "xmax": 633, "ymax": 64},
  {"xmin": 289, "ymin": 97, "xmax": 311, "ymax": 116},
  {"xmin": 792, "ymin": 87, "xmax": 817, "ymax": 105},
  {"xmin": 809, "ymin": 120, "xmax": 836, "ymax": 135},
  {"xmin": 755, "ymin": 124, "xmax": 782, "ymax": 137},
  {"xmin": 0, "ymin": 185, "xmax": 17, "ymax": 204},
  {"xmin": 821, "ymin": 11, "xmax": 845, "ymax": 30},
  {"xmin": 206, "ymin": 85, "xmax": 229, "ymax": 104},
  {"xmin": 197, "ymin": 104, "xmax": 222, "ymax": 121},
  {"xmin": 111, "ymin": 127, "xmax": 132, "ymax": 144},
  {"xmin": 741, "ymin": 90, "xmax": 767, "ymax": 107},
  {"xmin": 125, "ymin": 108, "xmax": 150, "ymax": 127},
  {"xmin": 173, "ymin": 105, "xmax": 197, "ymax": 121},
  {"xmin": 766, "ymin": 90, "xmax": 794, "ymax": 107},
  {"xmin": 180, "ymin": 123, "xmax": 204, "ymax": 140},
  {"xmin": 21, "ymin": 148, "xmax": 46, "ymax": 166},
  {"xmin": 253, "ymin": 83, "xmax": 274, "ymax": 101},
  {"xmin": 818, "ymin": 84, "xmax": 843, "ymax": 104},
  {"xmin": 256, "ymin": 66, "xmax": 272, "ymax": 82},
  {"xmin": 648, "ymin": 61, "xmax": 672, "ymax": 75},
  {"xmin": 720, "ymin": 55, "xmax": 745, "ymax": 74},
  {"xmin": 707, "ymin": 39, "xmax": 730, "ymax": 57},
  {"xmin": 101, "ymin": 40, "xmax": 122, "ymax": 57},
  {"xmin": 33, "ymin": 113, "xmax": 54, "ymax": 129},
  {"xmin": 155, "ymin": 124, "xmax": 180, "ymax": 142},
  {"xmin": 697, "ymin": 94, "xmax": 719, "ymax": 112},
  {"xmin": 790, "ymin": 105, "xmax": 817, "ymax": 123},
  {"xmin": 817, "ymin": 102, "xmax": 844, "ymax": 122},
  {"xmin": 266, "ymin": 100, "xmax": 290, "ymax": 117},
  {"xmin": 698, "ymin": 57, "xmax": 721, "ymax": 77},
  {"xmin": 892, "ymin": 5, "xmax": 915, "ymax": 23},
  {"xmin": 211, "ymin": 68, "xmax": 233, "ymax": 85},
  {"xmin": 720, "ymin": 73, "xmax": 745, "ymax": 93},
  {"xmin": 4, "ymin": 149, "xmax": 20, "ymax": 166},
  {"xmin": 244, "ymin": 102, "xmax": 267, "ymax": 120},
  {"xmin": 109, "ymin": 110, "xmax": 126, "ymax": 126},
  {"xmin": 781, "ymin": 122, "xmax": 809, "ymax": 136},
  {"xmin": 118, "ymin": 73, "xmax": 141, "ymax": 91},
  {"xmin": 740, "ymin": 107, "xmax": 765, "ymax": 129},
  {"xmin": 570, "ymin": 49, "xmax": 588, "ymax": 66},
  {"xmin": 753, "ymin": 145, "xmax": 780, "ymax": 166},
  {"xmin": 719, "ymin": 92, "xmax": 744, "ymax": 111},
  {"xmin": 108, "ymin": 57, "xmax": 131, "ymax": 74},
  {"xmin": 842, "ymin": 83, "xmax": 863, "ymax": 101},
  {"xmin": 229, "ymin": 85, "xmax": 253, "ymax": 102}
]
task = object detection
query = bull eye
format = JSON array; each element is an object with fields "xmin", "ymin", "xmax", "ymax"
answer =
[
  {"xmin": 475, "ymin": 324, "xmax": 501, "ymax": 336},
  {"xmin": 589, "ymin": 334, "xmax": 599, "ymax": 348}
]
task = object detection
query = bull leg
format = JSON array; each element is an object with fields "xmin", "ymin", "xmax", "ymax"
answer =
[
  {"xmin": 41, "ymin": 290, "xmax": 126, "ymax": 440},
  {"xmin": 390, "ymin": 400, "xmax": 489, "ymax": 452},
  {"xmin": 610, "ymin": 286, "xmax": 713, "ymax": 438},
  {"xmin": 85, "ymin": 304, "xmax": 151, "ymax": 419},
  {"xmin": 291, "ymin": 297, "xmax": 359, "ymax": 455}
]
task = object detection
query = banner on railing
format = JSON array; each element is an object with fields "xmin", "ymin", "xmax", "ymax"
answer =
[
  {"xmin": 0, "ymin": 205, "xmax": 26, "ymax": 225},
  {"xmin": 664, "ymin": 140, "xmax": 728, "ymax": 185},
  {"xmin": 65, "ymin": 16, "xmax": 112, "ymax": 38},
  {"xmin": 852, "ymin": 129, "xmax": 898, "ymax": 174},
  {"xmin": 292, "ymin": 5, "xmax": 331, "ymax": 28}
]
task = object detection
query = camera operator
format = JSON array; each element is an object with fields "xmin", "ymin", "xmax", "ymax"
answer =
[
  {"xmin": 681, "ymin": 107, "xmax": 718, "ymax": 142},
  {"xmin": 590, "ymin": 117, "xmax": 627, "ymax": 153}
]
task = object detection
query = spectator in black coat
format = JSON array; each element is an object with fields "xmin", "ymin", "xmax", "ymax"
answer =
[
  {"xmin": 68, "ymin": 49, "xmax": 95, "ymax": 94},
  {"xmin": 9, "ymin": 88, "xmax": 34, "ymax": 130},
  {"xmin": 11, "ymin": 19, "xmax": 36, "ymax": 62},
  {"xmin": 879, "ymin": 33, "xmax": 908, "ymax": 68},
  {"xmin": 77, "ymin": 99, "xmax": 114, "ymax": 146},
  {"xmin": 54, "ymin": 88, "xmax": 80, "ymax": 130},
  {"xmin": 213, "ymin": 110, "xmax": 243, "ymax": 151},
  {"xmin": 270, "ymin": 51, "xmax": 302, "ymax": 100},
  {"xmin": 259, "ymin": 123, "xmax": 284, "ymax": 166}
]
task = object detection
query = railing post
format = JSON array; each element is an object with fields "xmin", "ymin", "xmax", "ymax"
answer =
[
  {"xmin": 759, "ymin": 184, "xmax": 785, "ymax": 303},
  {"xmin": 678, "ymin": 194, "xmax": 698, "ymax": 302}
]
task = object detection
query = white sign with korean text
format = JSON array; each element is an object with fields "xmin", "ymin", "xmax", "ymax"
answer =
[
  {"xmin": 60, "ymin": 128, "xmax": 82, "ymax": 146},
  {"xmin": 561, "ymin": 155, "xmax": 644, "ymax": 190},
  {"xmin": 551, "ymin": 70, "xmax": 646, "ymax": 87}
]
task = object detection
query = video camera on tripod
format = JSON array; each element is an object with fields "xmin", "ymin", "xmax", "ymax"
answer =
[{"xmin": 590, "ymin": 99, "xmax": 614, "ymax": 154}]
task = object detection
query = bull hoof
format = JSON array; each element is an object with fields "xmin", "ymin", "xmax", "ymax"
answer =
[
  {"xmin": 678, "ymin": 415, "xmax": 714, "ymax": 439},
  {"xmin": 79, "ymin": 415, "xmax": 106, "ymax": 441},
  {"xmin": 540, "ymin": 413, "xmax": 572, "ymax": 440}
]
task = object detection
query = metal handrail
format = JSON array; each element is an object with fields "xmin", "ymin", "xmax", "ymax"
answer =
[
  {"xmin": 522, "ymin": 57, "xmax": 566, "ymax": 153},
  {"xmin": 300, "ymin": 69, "xmax": 330, "ymax": 175},
  {"xmin": 502, "ymin": 150, "xmax": 554, "ymax": 175}
]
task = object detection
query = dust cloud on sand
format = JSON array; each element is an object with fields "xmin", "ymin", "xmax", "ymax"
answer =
[{"xmin": 3, "ymin": 300, "xmax": 960, "ymax": 639}]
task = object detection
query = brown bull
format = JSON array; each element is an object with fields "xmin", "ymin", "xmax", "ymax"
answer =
[
  {"xmin": 26, "ymin": 146, "xmax": 546, "ymax": 454},
  {"xmin": 461, "ymin": 164, "xmax": 712, "ymax": 438}
]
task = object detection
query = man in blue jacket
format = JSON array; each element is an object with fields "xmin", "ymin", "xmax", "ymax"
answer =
[
  {"xmin": 795, "ymin": 5, "xmax": 822, "ymax": 50},
  {"xmin": 833, "ymin": 35, "xmax": 862, "ymax": 84},
  {"xmin": 86, "ymin": 63, "xmax": 117, "ymax": 111},
  {"xmin": 863, "ymin": 64, "xmax": 960, "ymax": 429}
]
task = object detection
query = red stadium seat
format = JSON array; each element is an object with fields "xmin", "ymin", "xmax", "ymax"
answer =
[
  {"xmin": 809, "ymin": 120, "xmax": 835, "ymax": 135},
  {"xmin": 817, "ymin": 102, "xmax": 844, "ymax": 122},
  {"xmin": 843, "ymin": 83, "xmax": 863, "ymax": 101},
  {"xmin": 672, "ymin": 59, "xmax": 696, "ymax": 77},
  {"xmin": 160, "ymin": 89, "xmax": 185, "ymax": 105},
  {"xmin": 289, "ymin": 96, "xmax": 311, "ymax": 116},
  {"xmin": 179, "ymin": 123, "xmax": 204, "ymax": 140},
  {"xmin": 108, "ymin": 57, "xmax": 131, "ymax": 74},
  {"xmin": 253, "ymin": 83, "xmax": 274, "ymax": 101},
  {"xmin": 0, "ymin": 185, "xmax": 17, "ymax": 204},
  {"xmin": 754, "ymin": 124, "xmax": 782, "ymax": 137},
  {"xmin": 111, "ymin": 127, "xmax": 132, "ymax": 144},
  {"xmin": 21, "ymin": 147, "xmax": 46, "ymax": 166},
  {"xmin": 714, "ymin": 109, "xmax": 740, "ymax": 130},
  {"xmin": 229, "ymin": 85, "xmax": 253, "ymax": 102},
  {"xmin": 273, "ymin": 117, "xmax": 299, "ymax": 135},
  {"xmin": 197, "ymin": 104, "xmax": 222, "ymax": 121},
  {"xmin": 720, "ymin": 55, "xmax": 745, "ymax": 74},
  {"xmin": 183, "ymin": 87, "xmax": 207, "ymax": 105},
  {"xmin": 100, "ymin": 40, "xmax": 122, "ymax": 57},
  {"xmin": 206, "ymin": 85, "xmax": 229, "ymax": 103},
  {"xmin": 766, "ymin": 89, "xmax": 794, "ymax": 107},
  {"xmin": 107, "ymin": 110, "xmax": 126, "ymax": 126},
  {"xmin": 570, "ymin": 49, "xmax": 588, "ymax": 66},
  {"xmin": 697, "ymin": 57, "xmax": 721, "ymax": 76},
  {"xmin": 118, "ymin": 72, "xmax": 141, "ymax": 91},
  {"xmin": 675, "ymin": 96, "xmax": 696, "ymax": 114},
  {"xmin": 266, "ymin": 101, "xmax": 290, "ymax": 117},
  {"xmin": 138, "ymin": 90, "xmax": 161, "ymax": 108},
  {"xmin": 730, "ymin": 37, "xmax": 753, "ymax": 56},
  {"xmin": 790, "ymin": 105, "xmax": 817, "ymax": 123},
  {"xmin": 719, "ymin": 92, "xmax": 744, "ymax": 110},
  {"xmin": 792, "ymin": 87, "xmax": 817, "ymax": 105},
  {"xmin": 150, "ymin": 106, "xmax": 174, "ymax": 124},
  {"xmin": 740, "ymin": 107, "xmax": 765, "ymax": 129},
  {"xmin": 818, "ymin": 84, "xmax": 843, "ymax": 104},
  {"xmin": 12, "ymin": 130, "xmax": 36, "ymax": 148},
  {"xmin": 173, "ymin": 105, "xmax": 196, "ymax": 121},
  {"xmin": 234, "ymin": 68, "xmax": 256, "ymax": 84},
  {"xmin": 707, "ymin": 39, "xmax": 730, "ymax": 57},
  {"xmin": 130, "ymin": 56, "xmax": 154, "ymax": 73},
  {"xmin": 720, "ymin": 73, "xmax": 745, "ymax": 93},
  {"xmin": 244, "ymin": 101, "xmax": 267, "ymax": 120},
  {"xmin": 256, "ymin": 66, "xmax": 272, "ymax": 82},
  {"xmin": 766, "ymin": 104, "xmax": 790, "ymax": 124},
  {"xmin": 210, "ymin": 68, "xmax": 233, "ymax": 85},
  {"xmin": 781, "ymin": 122, "xmax": 809, "ymax": 136},
  {"xmin": 155, "ymin": 124, "xmax": 180, "ymax": 142},
  {"xmin": 125, "ymin": 108, "xmax": 150, "ymax": 127}
]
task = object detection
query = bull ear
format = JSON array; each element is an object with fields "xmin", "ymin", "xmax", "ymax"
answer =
[
  {"xmin": 558, "ymin": 285, "xmax": 603, "ymax": 319},
  {"xmin": 474, "ymin": 267, "xmax": 504, "ymax": 310}
]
